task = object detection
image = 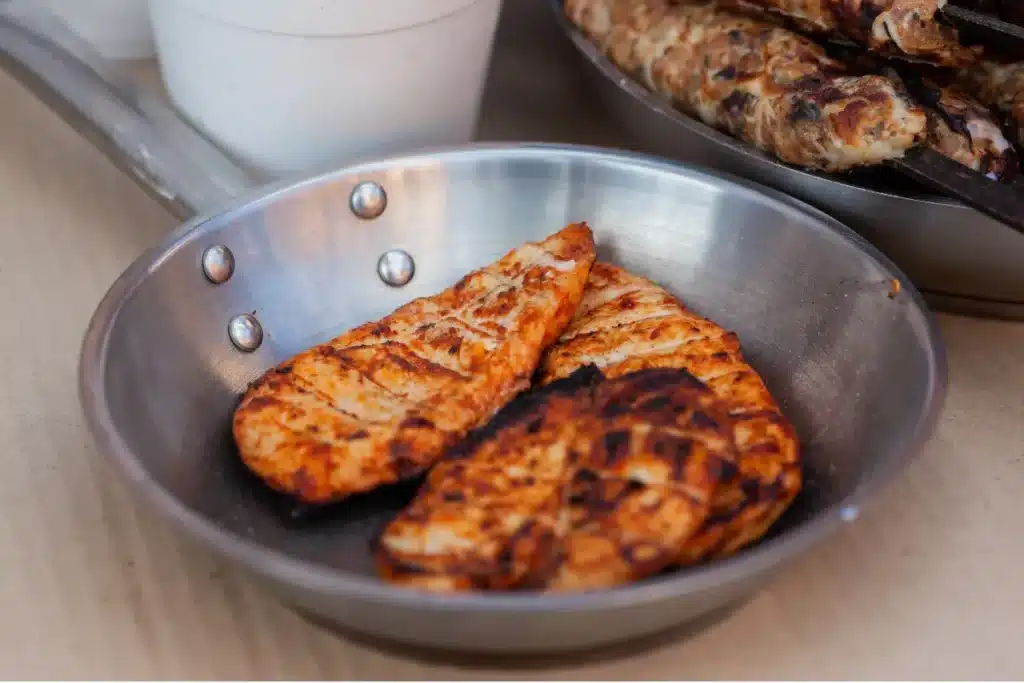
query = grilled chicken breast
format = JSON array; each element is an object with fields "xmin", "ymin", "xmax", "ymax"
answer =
[
  {"xmin": 564, "ymin": 0, "xmax": 928, "ymax": 172},
  {"xmin": 716, "ymin": 0, "xmax": 980, "ymax": 66},
  {"xmin": 233, "ymin": 223, "xmax": 596, "ymax": 505},
  {"xmin": 538, "ymin": 262, "xmax": 801, "ymax": 563},
  {"xmin": 377, "ymin": 366, "xmax": 736, "ymax": 592},
  {"xmin": 376, "ymin": 365, "xmax": 604, "ymax": 592}
]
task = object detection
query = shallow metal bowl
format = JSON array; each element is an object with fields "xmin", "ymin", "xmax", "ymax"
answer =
[{"xmin": 78, "ymin": 144, "xmax": 946, "ymax": 654}]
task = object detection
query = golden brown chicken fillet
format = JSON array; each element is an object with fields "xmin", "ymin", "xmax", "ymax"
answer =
[
  {"xmin": 537, "ymin": 262, "xmax": 801, "ymax": 564},
  {"xmin": 376, "ymin": 365, "xmax": 737, "ymax": 593},
  {"xmin": 232, "ymin": 223, "xmax": 597, "ymax": 505}
]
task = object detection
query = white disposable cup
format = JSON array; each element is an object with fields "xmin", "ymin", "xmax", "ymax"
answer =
[
  {"xmin": 43, "ymin": 0, "xmax": 155, "ymax": 60},
  {"xmin": 148, "ymin": 0, "xmax": 504, "ymax": 177}
]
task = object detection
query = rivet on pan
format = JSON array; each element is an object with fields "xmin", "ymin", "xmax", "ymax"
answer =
[
  {"xmin": 350, "ymin": 181, "xmax": 387, "ymax": 220},
  {"xmin": 377, "ymin": 249, "xmax": 415, "ymax": 287},
  {"xmin": 840, "ymin": 506, "xmax": 860, "ymax": 523},
  {"xmin": 228, "ymin": 313, "xmax": 263, "ymax": 352},
  {"xmin": 202, "ymin": 245, "xmax": 235, "ymax": 284}
]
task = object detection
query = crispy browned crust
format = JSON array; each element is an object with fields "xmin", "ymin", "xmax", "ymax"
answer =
[
  {"xmin": 538, "ymin": 262, "xmax": 801, "ymax": 564},
  {"xmin": 232, "ymin": 224, "xmax": 596, "ymax": 505},
  {"xmin": 717, "ymin": 0, "xmax": 980, "ymax": 66},
  {"xmin": 546, "ymin": 368, "xmax": 737, "ymax": 592},
  {"xmin": 375, "ymin": 366, "xmax": 602, "ymax": 592},
  {"xmin": 376, "ymin": 366, "xmax": 737, "ymax": 592},
  {"xmin": 564, "ymin": 0, "xmax": 928, "ymax": 172}
]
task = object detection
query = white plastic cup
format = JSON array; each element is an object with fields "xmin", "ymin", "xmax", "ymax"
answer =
[
  {"xmin": 148, "ymin": 0, "xmax": 505, "ymax": 178},
  {"xmin": 42, "ymin": 0, "xmax": 155, "ymax": 60}
]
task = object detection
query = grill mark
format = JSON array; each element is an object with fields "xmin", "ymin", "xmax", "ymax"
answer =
[
  {"xmin": 342, "ymin": 341, "xmax": 472, "ymax": 384},
  {"xmin": 281, "ymin": 372, "xmax": 388, "ymax": 425},
  {"xmin": 316, "ymin": 346, "xmax": 411, "ymax": 402},
  {"xmin": 440, "ymin": 310, "xmax": 506, "ymax": 344}
]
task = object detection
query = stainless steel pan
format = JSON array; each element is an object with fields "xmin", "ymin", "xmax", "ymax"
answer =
[
  {"xmin": 549, "ymin": 0, "xmax": 1024, "ymax": 320},
  {"xmin": 2, "ymin": 3, "xmax": 946, "ymax": 655}
]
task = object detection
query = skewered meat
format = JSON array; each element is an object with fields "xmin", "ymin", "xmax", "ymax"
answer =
[
  {"xmin": 958, "ymin": 59, "xmax": 1024, "ymax": 149},
  {"xmin": 232, "ymin": 223, "xmax": 596, "ymax": 505},
  {"xmin": 538, "ymin": 262, "xmax": 801, "ymax": 563},
  {"xmin": 715, "ymin": 0, "xmax": 981, "ymax": 66},
  {"xmin": 564, "ymin": 0, "xmax": 928, "ymax": 172},
  {"xmin": 832, "ymin": 45, "xmax": 1017, "ymax": 177},
  {"xmin": 376, "ymin": 366, "xmax": 737, "ymax": 592}
]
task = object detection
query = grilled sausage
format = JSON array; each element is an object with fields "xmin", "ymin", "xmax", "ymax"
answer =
[
  {"xmin": 715, "ymin": 0, "xmax": 980, "ymax": 65},
  {"xmin": 233, "ymin": 223, "xmax": 596, "ymax": 505},
  {"xmin": 538, "ymin": 262, "xmax": 801, "ymax": 564},
  {"xmin": 564, "ymin": 0, "xmax": 928, "ymax": 172}
]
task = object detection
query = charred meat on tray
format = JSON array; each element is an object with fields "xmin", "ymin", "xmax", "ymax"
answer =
[
  {"xmin": 715, "ymin": 0, "xmax": 981, "ymax": 66},
  {"xmin": 377, "ymin": 366, "xmax": 737, "ymax": 593},
  {"xmin": 958, "ymin": 59, "xmax": 1024, "ymax": 149},
  {"xmin": 832, "ymin": 44, "xmax": 1018, "ymax": 177},
  {"xmin": 564, "ymin": 0, "xmax": 928, "ymax": 172}
]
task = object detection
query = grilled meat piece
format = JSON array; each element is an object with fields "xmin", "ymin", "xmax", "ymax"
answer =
[
  {"xmin": 715, "ymin": 0, "xmax": 980, "ymax": 66},
  {"xmin": 376, "ymin": 366, "xmax": 604, "ymax": 593},
  {"xmin": 564, "ymin": 0, "xmax": 928, "ymax": 172},
  {"xmin": 832, "ymin": 45, "xmax": 1018, "ymax": 177},
  {"xmin": 545, "ymin": 369, "xmax": 737, "ymax": 592},
  {"xmin": 891, "ymin": 68, "xmax": 1017, "ymax": 178},
  {"xmin": 538, "ymin": 262, "xmax": 801, "ymax": 564},
  {"xmin": 958, "ymin": 59, "xmax": 1024, "ymax": 149},
  {"xmin": 376, "ymin": 366, "xmax": 736, "ymax": 593},
  {"xmin": 232, "ymin": 223, "xmax": 596, "ymax": 505}
]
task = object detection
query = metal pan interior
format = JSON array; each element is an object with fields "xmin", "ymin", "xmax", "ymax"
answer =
[{"xmin": 78, "ymin": 144, "xmax": 945, "ymax": 653}]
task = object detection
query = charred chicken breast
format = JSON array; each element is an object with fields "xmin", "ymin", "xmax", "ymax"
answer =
[
  {"xmin": 377, "ymin": 366, "xmax": 737, "ymax": 592},
  {"xmin": 538, "ymin": 262, "xmax": 801, "ymax": 564}
]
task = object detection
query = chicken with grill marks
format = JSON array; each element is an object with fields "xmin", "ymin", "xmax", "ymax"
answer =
[{"xmin": 233, "ymin": 224, "xmax": 596, "ymax": 505}]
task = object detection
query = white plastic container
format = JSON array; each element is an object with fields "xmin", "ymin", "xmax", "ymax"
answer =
[
  {"xmin": 148, "ymin": 0, "xmax": 504, "ymax": 177},
  {"xmin": 43, "ymin": 0, "xmax": 155, "ymax": 60}
]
